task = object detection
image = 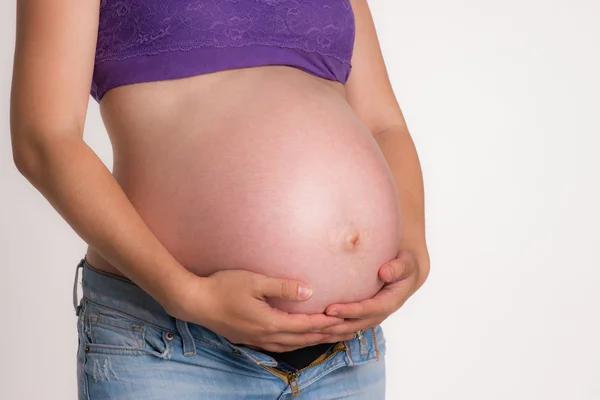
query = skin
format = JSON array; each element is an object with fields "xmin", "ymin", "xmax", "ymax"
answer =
[
  {"xmin": 10, "ymin": 0, "xmax": 429, "ymax": 353},
  {"xmin": 323, "ymin": 0, "xmax": 430, "ymax": 338}
]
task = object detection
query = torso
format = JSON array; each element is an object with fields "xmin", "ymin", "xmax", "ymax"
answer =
[{"xmin": 86, "ymin": 65, "xmax": 401, "ymax": 314}]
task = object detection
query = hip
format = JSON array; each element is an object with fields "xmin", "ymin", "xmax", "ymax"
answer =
[{"xmin": 74, "ymin": 258, "xmax": 387, "ymax": 399}]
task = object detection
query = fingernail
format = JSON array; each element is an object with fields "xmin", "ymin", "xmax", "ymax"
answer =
[
  {"xmin": 298, "ymin": 285, "xmax": 313, "ymax": 300},
  {"xmin": 327, "ymin": 309, "xmax": 339, "ymax": 316}
]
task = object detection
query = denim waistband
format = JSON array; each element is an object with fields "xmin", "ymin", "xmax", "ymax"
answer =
[
  {"xmin": 72, "ymin": 258, "xmax": 385, "ymax": 368},
  {"xmin": 74, "ymin": 258, "xmax": 188, "ymax": 327},
  {"xmin": 74, "ymin": 258, "xmax": 208, "ymax": 357}
]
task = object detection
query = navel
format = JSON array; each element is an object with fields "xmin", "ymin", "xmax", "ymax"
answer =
[
  {"xmin": 328, "ymin": 226, "xmax": 362, "ymax": 251},
  {"xmin": 344, "ymin": 230, "xmax": 361, "ymax": 250}
]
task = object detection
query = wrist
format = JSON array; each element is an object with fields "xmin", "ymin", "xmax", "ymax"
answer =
[
  {"xmin": 148, "ymin": 261, "xmax": 201, "ymax": 314},
  {"xmin": 157, "ymin": 265, "xmax": 214, "ymax": 324}
]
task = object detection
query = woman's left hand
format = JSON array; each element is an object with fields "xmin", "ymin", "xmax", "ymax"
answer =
[{"xmin": 319, "ymin": 248, "xmax": 430, "ymax": 337}]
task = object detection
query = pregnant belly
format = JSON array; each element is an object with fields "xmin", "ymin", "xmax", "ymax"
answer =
[{"xmin": 103, "ymin": 67, "xmax": 401, "ymax": 314}]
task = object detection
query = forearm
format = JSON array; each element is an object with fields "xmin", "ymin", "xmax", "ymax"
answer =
[
  {"xmin": 13, "ymin": 135, "xmax": 197, "ymax": 311},
  {"xmin": 374, "ymin": 125, "xmax": 430, "ymax": 284}
]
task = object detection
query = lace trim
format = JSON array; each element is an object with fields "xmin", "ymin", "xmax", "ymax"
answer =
[{"xmin": 95, "ymin": 0, "xmax": 355, "ymax": 66}]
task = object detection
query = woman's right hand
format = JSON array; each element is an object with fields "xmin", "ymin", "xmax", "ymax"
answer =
[{"xmin": 165, "ymin": 269, "xmax": 345, "ymax": 352}]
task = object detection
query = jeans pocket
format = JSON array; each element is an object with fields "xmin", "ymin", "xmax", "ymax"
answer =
[{"xmin": 81, "ymin": 299, "xmax": 169, "ymax": 358}]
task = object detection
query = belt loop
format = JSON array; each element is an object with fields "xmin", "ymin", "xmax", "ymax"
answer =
[
  {"xmin": 73, "ymin": 259, "xmax": 85, "ymax": 316},
  {"xmin": 176, "ymin": 319, "xmax": 196, "ymax": 356},
  {"xmin": 358, "ymin": 329, "xmax": 368, "ymax": 357},
  {"xmin": 371, "ymin": 326, "xmax": 380, "ymax": 360}
]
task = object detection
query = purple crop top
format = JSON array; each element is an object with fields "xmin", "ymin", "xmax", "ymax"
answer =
[{"xmin": 91, "ymin": 0, "xmax": 356, "ymax": 102}]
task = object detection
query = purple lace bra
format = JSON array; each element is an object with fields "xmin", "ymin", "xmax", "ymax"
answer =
[{"xmin": 91, "ymin": 0, "xmax": 356, "ymax": 102}]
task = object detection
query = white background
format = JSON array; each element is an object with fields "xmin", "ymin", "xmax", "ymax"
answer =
[{"xmin": 1, "ymin": 1, "xmax": 599, "ymax": 399}]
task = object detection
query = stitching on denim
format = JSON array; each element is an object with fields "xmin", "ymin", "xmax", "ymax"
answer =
[
  {"xmin": 83, "ymin": 297, "xmax": 169, "ymax": 330},
  {"xmin": 139, "ymin": 324, "xmax": 146, "ymax": 349},
  {"xmin": 87, "ymin": 314, "xmax": 95, "ymax": 344},
  {"xmin": 87, "ymin": 311, "xmax": 147, "ymax": 350},
  {"xmin": 83, "ymin": 367, "xmax": 91, "ymax": 399},
  {"xmin": 345, "ymin": 339, "xmax": 352, "ymax": 364},
  {"xmin": 88, "ymin": 314, "xmax": 144, "ymax": 333},
  {"xmin": 79, "ymin": 313, "xmax": 92, "ymax": 400},
  {"xmin": 161, "ymin": 335, "xmax": 171, "ymax": 359},
  {"xmin": 179, "ymin": 320, "xmax": 196, "ymax": 356},
  {"xmin": 234, "ymin": 347, "xmax": 264, "ymax": 364},
  {"xmin": 217, "ymin": 337, "xmax": 272, "ymax": 365},
  {"xmin": 133, "ymin": 324, "xmax": 145, "ymax": 348},
  {"xmin": 371, "ymin": 327, "xmax": 380, "ymax": 360},
  {"xmin": 83, "ymin": 259, "xmax": 137, "ymax": 285},
  {"xmin": 261, "ymin": 364, "xmax": 294, "ymax": 384},
  {"xmin": 192, "ymin": 336, "xmax": 228, "ymax": 351},
  {"xmin": 297, "ymin": 356, "xmax": 347, "ymax": 392},
  {"xmin": 85, "ymin": 343, "xmax": 164, "ymax": 357},
  {"xmin": 86, "ymin": 349, "xmax": 154, "ymax": 357},
  {"xmin": 243, "ymin": 351, "xmax": 262, "ymax": 364},
  {"xmin": 83, "ymin": 297, "xmax": 226, "ymax": 352}
]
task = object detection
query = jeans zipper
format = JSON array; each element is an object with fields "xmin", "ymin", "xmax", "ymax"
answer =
[{"xmin": 264, "ymin": 341, "xmax": 346, "ymax": 397}]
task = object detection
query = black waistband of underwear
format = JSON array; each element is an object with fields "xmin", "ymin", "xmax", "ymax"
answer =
[{"xmin": 262, "ymin": 342, "xmax": 336, "ymax": 371}]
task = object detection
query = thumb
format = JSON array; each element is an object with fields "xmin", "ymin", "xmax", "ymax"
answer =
[{"xmin": 258, "ymin": 277, "xmax": 313, "ymax": 302}]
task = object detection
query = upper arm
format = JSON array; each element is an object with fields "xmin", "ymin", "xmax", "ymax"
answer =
[
  {"xmin": 10, "ymin": 0, "xmax": 100, "ymax": 145},
  {"xmin": 345, "ymin": 0, "xmax": 408, "ymax": 135}
]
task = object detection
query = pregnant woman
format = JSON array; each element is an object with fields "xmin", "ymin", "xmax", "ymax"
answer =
[{"xmin": 10, "ymin": 0, "xmax": 429, "ymax": 398}]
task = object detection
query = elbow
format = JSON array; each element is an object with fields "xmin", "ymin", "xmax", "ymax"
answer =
[
  {"xmin": 11, "ymin": 127, "xmax": 84, "ymax": 182},
  {"xmin": 11, "ymin": 137, "xmax": 42, "ymax": 180},
  {"xmin": 418, "ymin": 249, "xmax": 431, "ymax": 289},
  {"xmin": 10, "ymin": 117, "xmax": 43, "ymax": 178},
  {"xmin": 420, "ymin": 256, "xmax": 430, "ymax": 288},
  {"xmin": 10, "ymin": 128, "xmax": 70, "ymax": 182},
  {"xmin": 10, "ymin": 101, "xmax": 85, "ymax": 180},
  {"xmin": 409, "ymin": 245, "xmax": 430, "ymax": 291}
]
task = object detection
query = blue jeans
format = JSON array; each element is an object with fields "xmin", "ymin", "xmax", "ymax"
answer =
[{"xmin": 74, "ymin": 259, "xmax": 387, "ymax": 399}]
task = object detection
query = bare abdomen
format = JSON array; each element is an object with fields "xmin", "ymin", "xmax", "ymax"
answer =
[{"xmin": 94, "ymin": 67, "xmax": 401, "ymax": 314}]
